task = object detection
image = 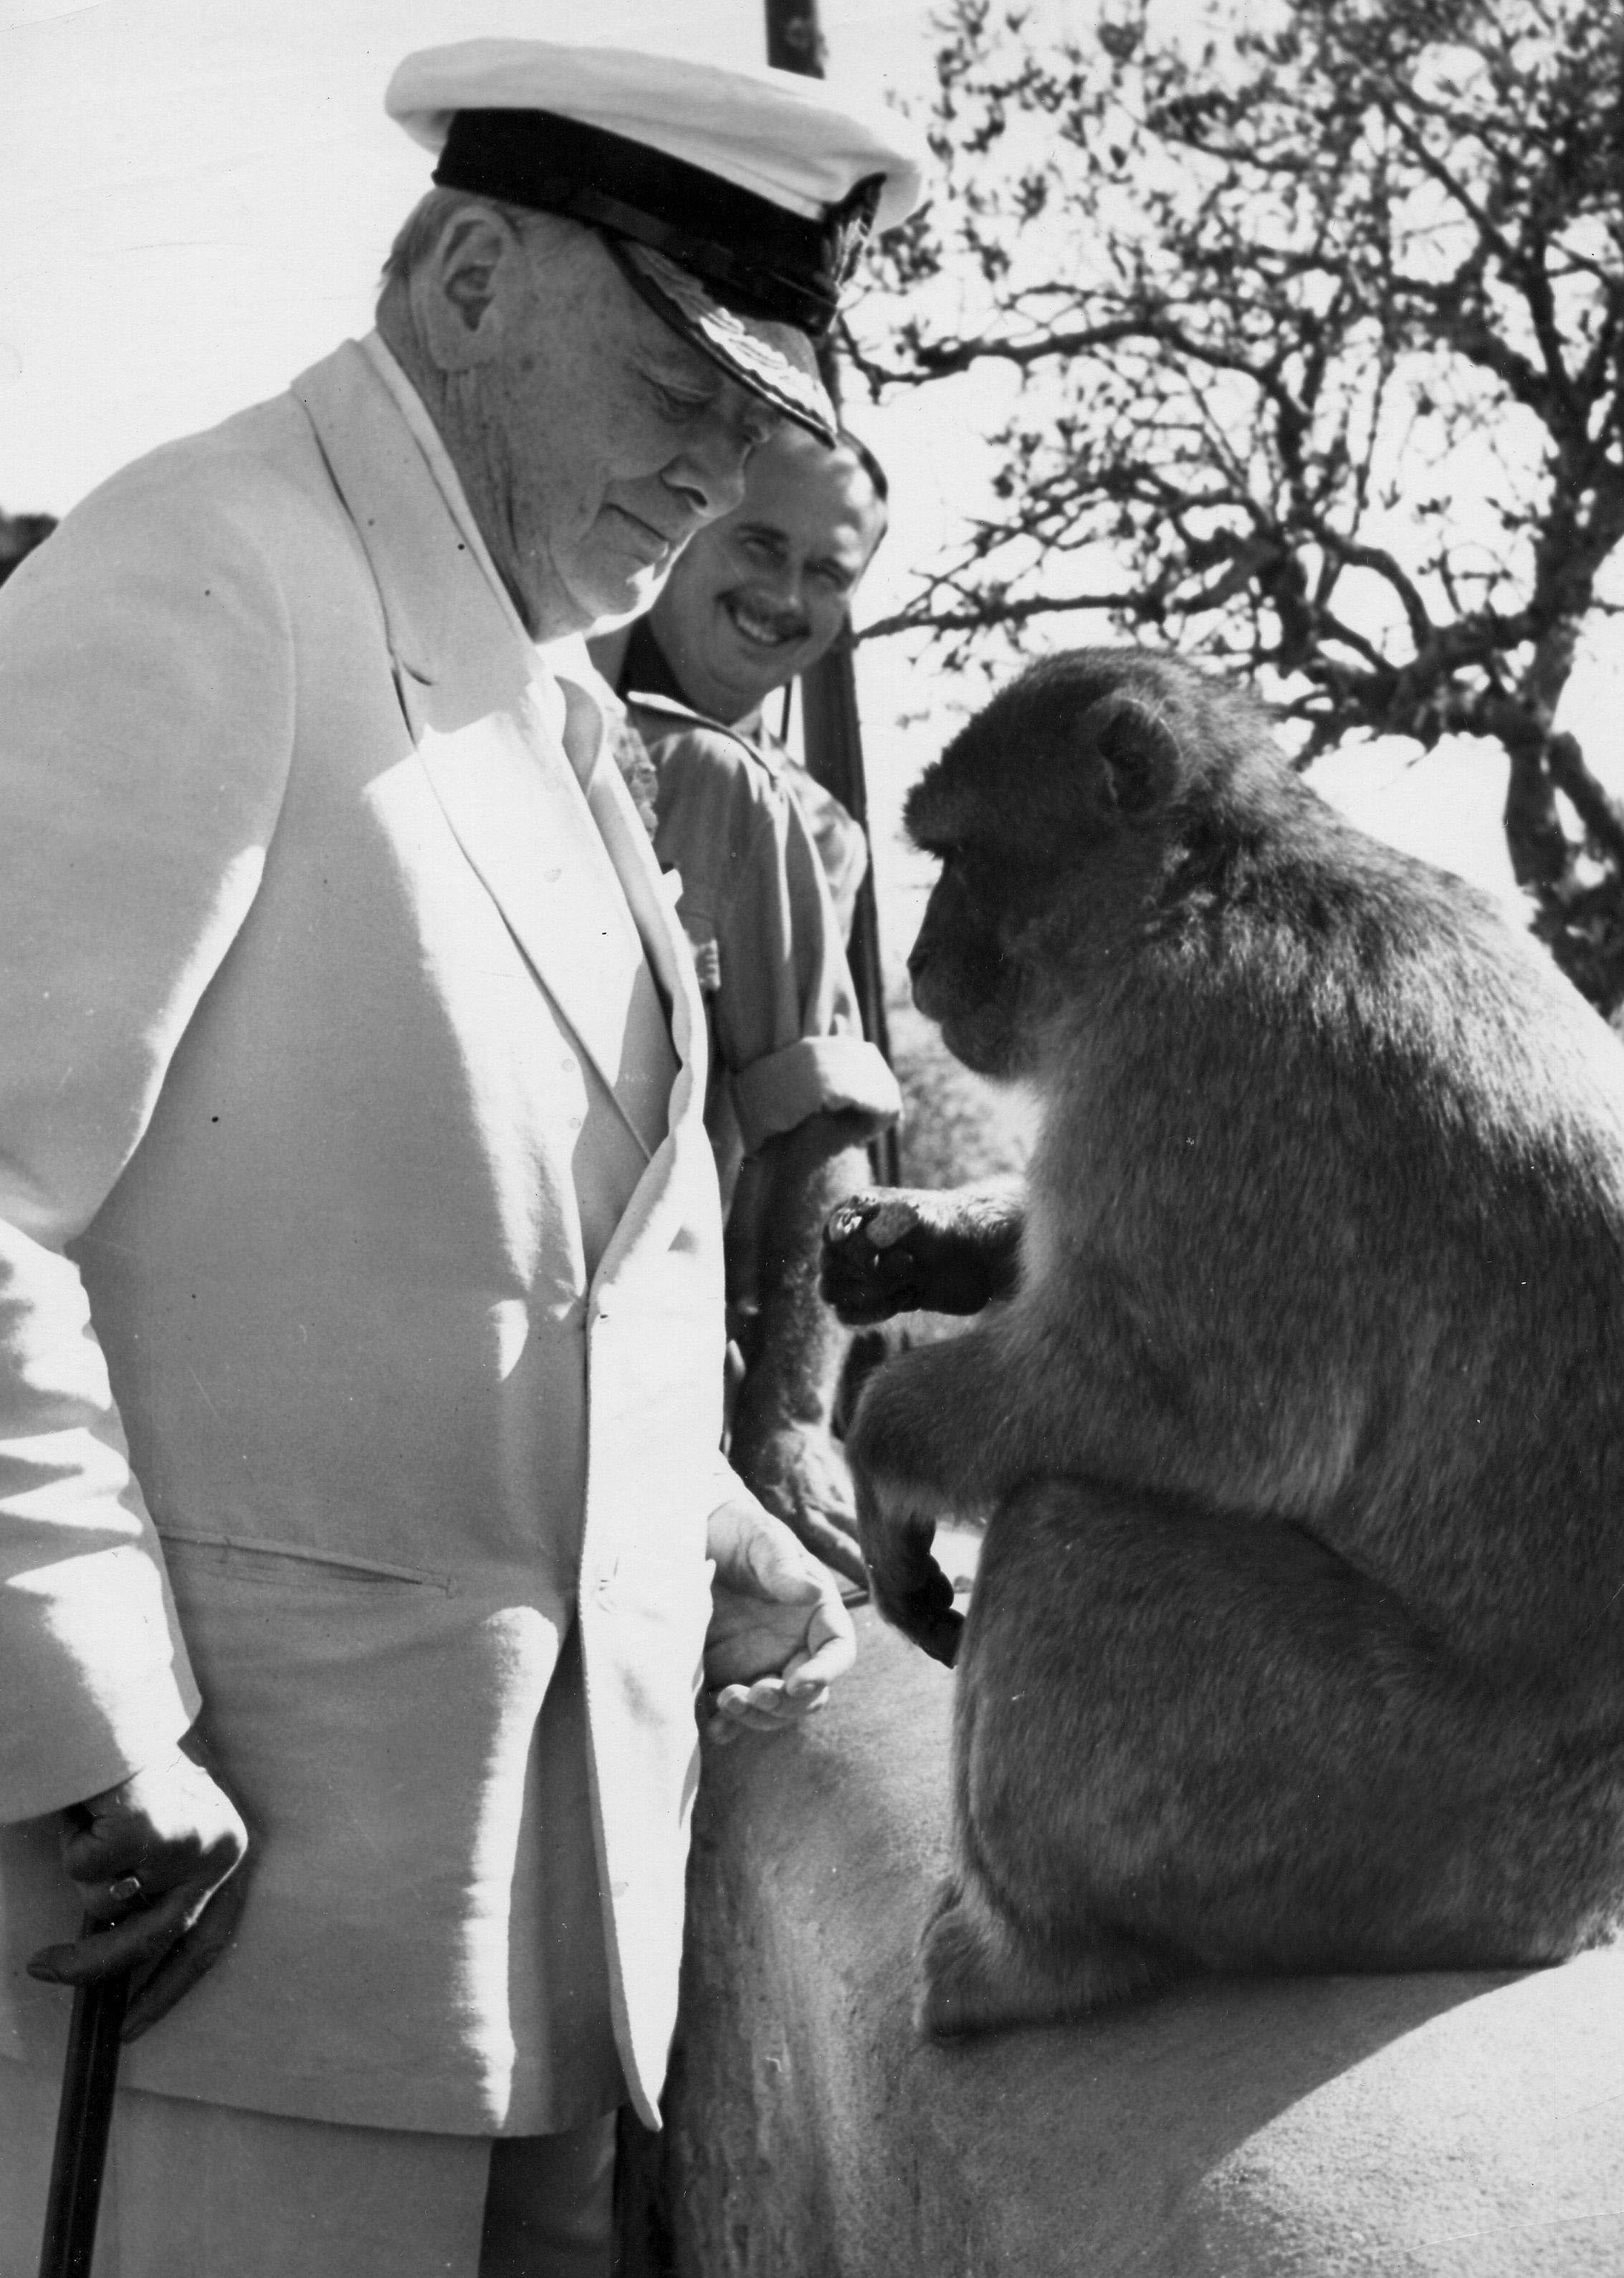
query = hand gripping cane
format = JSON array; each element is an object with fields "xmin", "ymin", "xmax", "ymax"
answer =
[{"xmin": 37, "ymin": 1925, "xmax": 131, "ymax": 2278}]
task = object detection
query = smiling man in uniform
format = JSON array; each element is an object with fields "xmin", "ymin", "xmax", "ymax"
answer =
[
  {"xmin": 594, "ymin": 421, "xmax": 898, "ymax": 1588},
  {"xmin": 633, "ymin": 420, "xmax": 889, "ymax": 933}
]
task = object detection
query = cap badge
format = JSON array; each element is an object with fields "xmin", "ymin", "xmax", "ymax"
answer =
[{"xmin": 630, "ymin": 247, "xmax": 834, "ymax": 429}]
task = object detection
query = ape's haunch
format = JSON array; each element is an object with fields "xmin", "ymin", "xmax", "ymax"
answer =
[{"xmin": 823, "ymin": 647, "xmax": 1624, "ymax": 2039}]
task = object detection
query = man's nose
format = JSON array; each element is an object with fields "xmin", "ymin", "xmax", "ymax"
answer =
[
  {"xmin": 665, "ymin": 407, "xmax": 758, "ymax": 523},
  {"xmin": 754, "ymin": 556, "xmax": 801, "ymax": 609}
]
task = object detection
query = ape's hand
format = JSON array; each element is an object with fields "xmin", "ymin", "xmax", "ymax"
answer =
[
  {"xmin": 852, "ymin": 1464, "xmax": 964, "ymax": 1667},
  {"xmin": 821, "ymin": 1184, "xmax": 1022, "ymax": 1324}
]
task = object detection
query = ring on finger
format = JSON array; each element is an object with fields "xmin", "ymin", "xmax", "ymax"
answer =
[{"xmin": 109, "ymin": 1874, "xmax": 145, "ymax": 1904}]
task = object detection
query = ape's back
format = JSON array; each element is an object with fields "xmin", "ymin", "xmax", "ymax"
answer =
[{"xmin": 1020, "ymin": 754, "xmax": 1624, "ymax": 1659}]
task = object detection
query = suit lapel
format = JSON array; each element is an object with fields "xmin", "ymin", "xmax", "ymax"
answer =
[
  {"xmin": 558, "ymin": 662, "xmax": 698, "ymax": 1064},
  {"xmin": 292, "ymin": 342, "xmax": 692, "ymax": 1135}
]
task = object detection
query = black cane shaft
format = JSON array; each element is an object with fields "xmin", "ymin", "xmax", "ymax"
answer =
[{"xmin": 38, "ymin": 1947, "xmax": 130, "ymax": 2278}]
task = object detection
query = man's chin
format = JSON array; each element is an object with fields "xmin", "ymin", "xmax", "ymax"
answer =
[
  {"xmin": 573, "ymin": 561, "xmax": 676, "ymax": 637},
  {"xmin": 708, "ymin": 630, "xmax": 806, "ymax": 713}
]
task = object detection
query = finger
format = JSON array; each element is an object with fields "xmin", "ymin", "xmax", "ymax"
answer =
[
  {"xmin": 925, "ymin": 1607, "xmax": 966, "ymax": 1668},
  {"xmin": 785, "ymin": 1603, "xmax": 857, "ymax": 1692},
  {"xmin": 58, "ymin": 1825, "xmax": 154, "ymax": 1894},
  {"xmin": 817, "ymin": 1252, "xmax": 876, "ymax": 1302},
  {"xmin": 712, "ymin": 1675, "xmax": 800, "ymax": 1720},
  {"xmin": 788, "ymin": 1634, "xmax": 854, "ymax": 1692},
  {"xmin": 807, "ymin": 1491, "xmax": 859, "ymax": 1536},
  {"xmin": 743, "ymin": 1524, "xmax": 828, "ymax": 1601},
  {"xmin": 719, "ymin": 1699, "xmax": 828, "ymax": 1733},
  {"xmin": 870, "ymin": 1555, "xmax": 957, "ymax": 1651},
  {"xmin": 49, "ymin": 1848, "xmax": 156, "ymax": 1923},
  {"xmin": 823, "ymin": 1227, "xmax": 909, "ymax": 1282},
  {"xmin": 28, "ymin": 1881, "xmax": 203, "ymax": 1988},
  {"xmin": 59, "ymin": 1825, "xmax": 242, "ymax": 1925},
  {"xmin": 709, "ymin": 1677, "xmax": 831, "ymax": 1732},
  {"xmin": 704, "ymin": 1682, "xmax": 770, "ymax": 1743},
  {"xmin": 714, "ymin": 1676, "xmax": 783, "ymax": 1715},
  {"xmin": 29, "ymin": 1829, "xmax": 245, "ymax": 1988},
  {"xmin": 122, "ymin": 1874, "xmax": 249, "ymax": 2040},
  {"xmin": 827, "ymin": 1252, "xmax": 924, "ymax": 1325},
  {"xmin": 894, "ymin": 1582, "xmax": 963, "ymax": 1667},
  {"xmin": 59, "ymin": 1821, "xmax": 234, "ymax": 1897},
  {"xmin": 75, "ymin": 1874, "xmax": 158, "ymax": 1929},
  {"xmin": 823, "ymin": 1196, "xmax": 882, "ymax": 1245},
  {"xmin": 863, "ymin": 1196, "xmax": 930, "ymax": 1251},
  {"xmin": 792, "ymin": 1512, "xmax": 868, "ymax": 1588},
  {"xmin": 828, "ymin": 1286, "xmax": 904, "ymax": 1327}
]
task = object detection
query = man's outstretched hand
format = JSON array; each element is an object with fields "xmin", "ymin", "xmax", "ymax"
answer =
[
  {"xmin": 704, "ymin": 1494, "xmax": 857, "ymax": 1745},
  {"xmin": 27, "ymin": 1731, "xmax": 249, "ymax": 2040}
]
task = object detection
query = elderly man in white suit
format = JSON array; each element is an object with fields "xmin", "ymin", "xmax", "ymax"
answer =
[{"xmin": 0, "ymin": 39, "xmax": 924, "ymax": 2278}]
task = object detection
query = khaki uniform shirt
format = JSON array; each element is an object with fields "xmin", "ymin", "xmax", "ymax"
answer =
[{"xmin": 624, "ymin": 694, "xmax": 901, "ymax": 1214}]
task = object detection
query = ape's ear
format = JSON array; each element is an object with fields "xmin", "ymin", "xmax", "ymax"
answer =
[{"xmin": 1079, "ymin": 694, "xmax": 1183, "ymax": 816}]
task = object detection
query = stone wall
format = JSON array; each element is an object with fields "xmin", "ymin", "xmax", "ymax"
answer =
[{"xmin": 636, "ymin": 1601, "xmax": 1624, "ymax": 2277}]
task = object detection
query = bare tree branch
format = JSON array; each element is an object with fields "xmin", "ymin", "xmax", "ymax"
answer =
[{"xmin": 855, "ymin": 0, "xmax": 1624, "ymax": 1009}]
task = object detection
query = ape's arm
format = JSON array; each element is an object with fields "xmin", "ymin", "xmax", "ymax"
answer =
[{"xmin": 844, "ymin": 1322, "xmax": 1036, "ymax": 1665}]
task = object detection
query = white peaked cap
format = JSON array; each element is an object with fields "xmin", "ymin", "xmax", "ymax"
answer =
[
  {"xmin": 383, "ymin": 39, "xmax": 929, "ymax": 440},
  {"xmin": 386, "ymin": 39, "xmax": 927, "ymax": 230}
]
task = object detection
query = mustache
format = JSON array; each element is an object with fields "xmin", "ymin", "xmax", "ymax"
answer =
[{"xmin": 723, "ymin": 590, "xmax": 811, "ymax": 641}]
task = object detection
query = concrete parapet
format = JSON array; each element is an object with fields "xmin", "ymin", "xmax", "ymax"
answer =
[{"xmin": 651, "ymin": 1603, "xmax": 1624, "ymax": 2277}]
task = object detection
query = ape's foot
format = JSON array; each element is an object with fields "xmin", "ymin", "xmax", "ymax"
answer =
[{"xmin": 917, "ymin": 1881, "xmax": 1175, "ymax": 2038}]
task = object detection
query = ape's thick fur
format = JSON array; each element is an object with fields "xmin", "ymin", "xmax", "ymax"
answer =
[{"xmin": 824, "ymin": 649, "xmax": 1624, "ymax": 2036}]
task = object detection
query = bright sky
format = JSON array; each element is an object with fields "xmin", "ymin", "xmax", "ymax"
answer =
[
  {"xmin": 4, "ymin": 0, "xmax": 1616, "ymax": 937},
  {"xmin": 0, "ymin": 0, "xmax": 940, "ymax": 505}
]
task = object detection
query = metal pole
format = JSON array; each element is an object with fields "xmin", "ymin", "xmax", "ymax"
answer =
[
  {"xmin": 765, "ymin": 0, "xmax": 901, "ymax": 1183},
  {"xmin": 763, "ymin": 0, "xmax": 826, "ymax": 71}
]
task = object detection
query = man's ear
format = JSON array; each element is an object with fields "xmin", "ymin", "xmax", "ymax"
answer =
[{"xmin": 411, "ymin": 207, "xmax": 522, "ymax": 375}]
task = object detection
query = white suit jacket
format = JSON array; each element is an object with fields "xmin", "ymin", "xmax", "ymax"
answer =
[{"xmin": 0, "ymin": 339, "xmax": 739, "ymax": 2133}]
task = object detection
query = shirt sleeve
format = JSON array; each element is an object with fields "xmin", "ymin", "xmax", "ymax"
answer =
[
  {"xmin": 0, "ymin": 460, "xmax": 297, "ymax": 1819},
  {"xmin": 779, "ymin": 761, "xmax": 869, "ymax": 942},
  {"xmin": 645, "ymin": 722, "xmax": 901, "ymax": 1161}
]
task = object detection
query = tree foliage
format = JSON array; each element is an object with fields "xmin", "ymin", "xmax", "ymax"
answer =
[{"xmin": 851, "ymin": 0, "xmax": 1624, "ymax": 1008}]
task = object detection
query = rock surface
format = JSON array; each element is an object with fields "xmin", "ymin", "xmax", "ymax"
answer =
[{"xmin": 652, "ymin": 1603, "xmax": 1624, "ymax": 2277}]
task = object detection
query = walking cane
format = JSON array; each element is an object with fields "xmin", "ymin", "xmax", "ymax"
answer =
[{"xmin": 37, "ymin": 1923, "xmax": 131, "ymax": 2278}]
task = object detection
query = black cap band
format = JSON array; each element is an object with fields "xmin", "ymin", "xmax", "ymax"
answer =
[{"xmin": 433, "ymin": 108, "xmax": 881, "ymax": 339}]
